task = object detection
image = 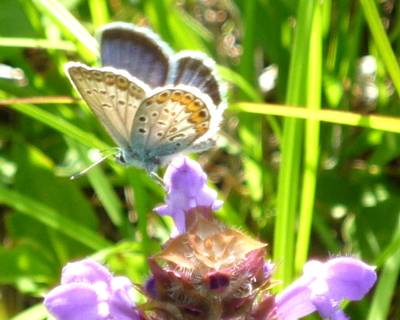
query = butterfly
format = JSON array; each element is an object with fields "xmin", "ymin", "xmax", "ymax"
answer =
[{"xmin": 65, "ymin": 22, "xmax": 226, "ymax": 176}]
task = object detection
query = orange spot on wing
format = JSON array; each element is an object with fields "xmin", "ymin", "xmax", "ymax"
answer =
[
  {"xmin": 171, "ymin": 90, "xmax": 183, "ymax": 102},
  {"xmin": 181, "ymin": 92, "xmax": 194, "ymax": 105},
  {"xmin": 186, "ymin": 99, "xmax": 204, "ymax": 112},
  {"xmin": 196, "ymin": 125, "xmax": 209, "ymax": 135},
  {"xmin": 156, "ymin": 90, "xmax": 171, "ymax": 103},
  {"xmin": 189, "ymin": 108, "xmax": 210, "ymax": 124}
]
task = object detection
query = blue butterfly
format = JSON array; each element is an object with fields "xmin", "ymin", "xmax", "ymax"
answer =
[{"xmin": 65, "ymin": 22, "xmax": 226, "ymax": 176}]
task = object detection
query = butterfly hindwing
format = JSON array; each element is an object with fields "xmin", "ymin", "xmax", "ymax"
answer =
[
  {"xmin": 170, "ymin": 52, "xmax": 225, "ymax": 108},
  {"xmin": 100, "ymin": 22, "xmax": 172, "ymax": 88},
  {"xmin": 130, "ymin": 86, "xmax": 213, "ymax": 157},
  {"xmin": 66, "ymin": 62, "xmax": 149, "ymax": 148}
]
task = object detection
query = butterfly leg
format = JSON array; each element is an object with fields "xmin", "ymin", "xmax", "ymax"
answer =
[{"xmin": 149, "ymin": 171, "xmax": 166, "ymax": 190}]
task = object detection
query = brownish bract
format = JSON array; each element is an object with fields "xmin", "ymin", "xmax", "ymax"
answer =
[{"xmin": 140, "ymin": 208, "xmax": 278, "ymax": 320}]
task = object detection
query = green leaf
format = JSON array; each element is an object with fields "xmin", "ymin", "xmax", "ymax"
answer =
[
  {"xmin": 0, "ymin": 245, "xmax": 54, "ymax": 293},
  {"xmin": 10, "ymin": 304, "xmax": 48, "ymax": 320},
  {"xmin": 0, "ymin": 185, "xmax": 111, "ymax": 250}
]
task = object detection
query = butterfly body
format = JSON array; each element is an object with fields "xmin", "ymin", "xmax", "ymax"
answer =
[{"xmin": 66, "ymin": 22, "xmax": 225, "ymax": 173}]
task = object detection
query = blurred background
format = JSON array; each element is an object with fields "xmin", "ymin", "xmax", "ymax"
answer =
[{"xmin": 0, "ymin": 0, "xmax": 400, "ymax": 319}]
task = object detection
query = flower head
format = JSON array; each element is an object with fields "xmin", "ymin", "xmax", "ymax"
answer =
[
  {"xmin": 44, "ymin": 260, "xmax": 140, "ymax": 320},
  {"xmin": 154, "ymin": 156, "xmax": 223, "ymax": 233},
  {"xmin": 143, "ymin": 212, "xmax": 274, "ymax": 319},
  {"xmin": 276, "ymin": 257, "xmax": 377, "ymax": 320}
]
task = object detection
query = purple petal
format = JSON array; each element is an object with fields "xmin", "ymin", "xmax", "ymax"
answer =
[
  {"xmin": 61, "ymin": 260, "xmax": 112, "ymax": 285},
  {"xmin": 276, "ymin": 257, "xmax": 377, "ymax": 320},
  {"xmin": 276, "ymin": 275, "xmax": 316, "ymax": 320},
  {"xmin": 163, "ymin": 156, "xmax": 206, "ymax": 191},
  {"xmin": 45, "ymin": 260, "xmax": 141, "ymax": 320},
  {"xmin": 144, "ymin": 276, "xmax": 157, "ymax": 298},
  {"xmin": 154, "ymin": 156, "xmax": 222, "ymax": 233},
  {"xmin": 44, "ymin": 283, "xmax": 108, "ymax": 320},
  {"xmin": 263, "ymin": 261, "xmax": 275, "ymax": 278},
  {"xmin": 322, "ymin": 257, "xmax": 377, "ymax": 301},
  {"xmin": 171, "ymin": 209, "xmax": 186, "ymax": 234},
  {"xmin": 310, "ymin": 294, "xmax": 349, "ymax": 320},
  {"xmin": 109, "ymin": 276, "xmax": 140, "ymax": 320}
]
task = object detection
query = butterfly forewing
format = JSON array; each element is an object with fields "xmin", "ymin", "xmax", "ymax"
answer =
[
  {"xmin": 130, "ymin": 87, "xmax": 212, "ymax": 157},
  {"xmin": 100, "ymin": 23, "xmax": 172, "ymax": 88},
  {"xmin": 170, "ymin": 52, "xmax": 224, "ymax": 107},
  {"xmin": 66, "ymin": 63, "xmax": 148, "ymax": 148}
]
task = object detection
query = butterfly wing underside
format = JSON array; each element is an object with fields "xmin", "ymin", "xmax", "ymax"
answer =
[
  {"xmin": 66, "ymin": 63, "xmax": 148, "ymax": 149},
  {"xmin": 130, "ymin": 88, "xmax": 212, "ymax": 158}
]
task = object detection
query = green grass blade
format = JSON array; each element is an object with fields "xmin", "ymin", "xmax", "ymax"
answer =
[
  {"xmin": 8, "ymin": 103, "xmax": 128, "ymax": 234},
  {"xmin": 239, "ymin": 0, "xmax": 257, "ymax": 87},
  {"xmin": 88, "ymin": 0, "xmax": 109, "ymax": 28},
  {"xmin": 72, "ymin": 143, "xmax": 130, "ymax": 237},
  {"xmin": 234, "ymin": 0, "xmax": 268, "ymax": 221},
  {"xmin": 218, "ymin": 66, "xmax": 282, "ymax": 138},
  {"xmin": 295, "ymin": 2, "xmax": 322, "ymax": 273},
  {"xmin": 0, "ymin": 185, "xmax": 111, "ymax": 250},
  {"xmin": 273, "ymin": 0, "xmax": 317, "ymax": 285},
  {"xmin": 4, "ymin": 101, "xmax": 128, "ymax": 238},
  {"xmin": 10, "ymin": 304, "xmax": 47, "ymax": 320},
  {"xmin": 367, "ymin": 225, "xmax": 400, "ymax": 320},
  {"xmin": 8, "ymin": 103, "xmax": 108, "ymax": 150},
  {"xmin": 165, "ymin": 6, "xmax": 207, "ymax": 51},
  {"xmin": 31, "ymin": 0, "xmax": 97, "ymax": 61},
  {"xmin": 233, "ymin": 102, "xmax": 400, "ymax": 134},
  {"xmin": 218, "ymin": 66, "xmax": 262, "ymax": 102},
  {"xmin": 313, "ymin": 213, "xmax": 340, "ymax": 252},
  {"xmin": 145, "ymin": 0, "xmax": 173, "ymax": 42},
  {"xmin": 376, "ymin": 235, "xmax": 400, "ymax": 267},
  {"xmin": 127, "ymin": 168, "xmax": 153, "ymax": 254},
  {"xmin": 360, "ymin": 0, "xmax": 400, "ymax": 96},
  {"xmin": 86, "ymin": 166, "xmax": 126, "ymax": 230},
  {"xmin": 0, "ymin": 37, "xmax": 76, "ymax": 51}
]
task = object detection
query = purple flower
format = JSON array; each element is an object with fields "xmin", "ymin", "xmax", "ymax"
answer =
[
  {"xmin": 154, "ymin": 156, "xmax": 223, "ymax": 233},
  {"xmin": 276, "ymin": 257, "xmax": 377, "ymax": 320},
  {"xmin": 44, "ymin": 260, "xmax": 140, "ymax": 320}
]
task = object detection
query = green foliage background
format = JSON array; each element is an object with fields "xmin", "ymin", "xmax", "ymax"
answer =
[{"xmin": 0, "ymin": 0, "xmax": 399, "ymax": 319}]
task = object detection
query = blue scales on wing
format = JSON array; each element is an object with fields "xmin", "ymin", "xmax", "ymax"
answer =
[{"xmin": 100, "ymin": 23, "xmax": 172, "ymax": 89}]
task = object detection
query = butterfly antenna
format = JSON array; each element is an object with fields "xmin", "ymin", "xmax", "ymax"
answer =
[{"xmin": 70, "ymin": 152, "xmax": 115, "ymax": 180}]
